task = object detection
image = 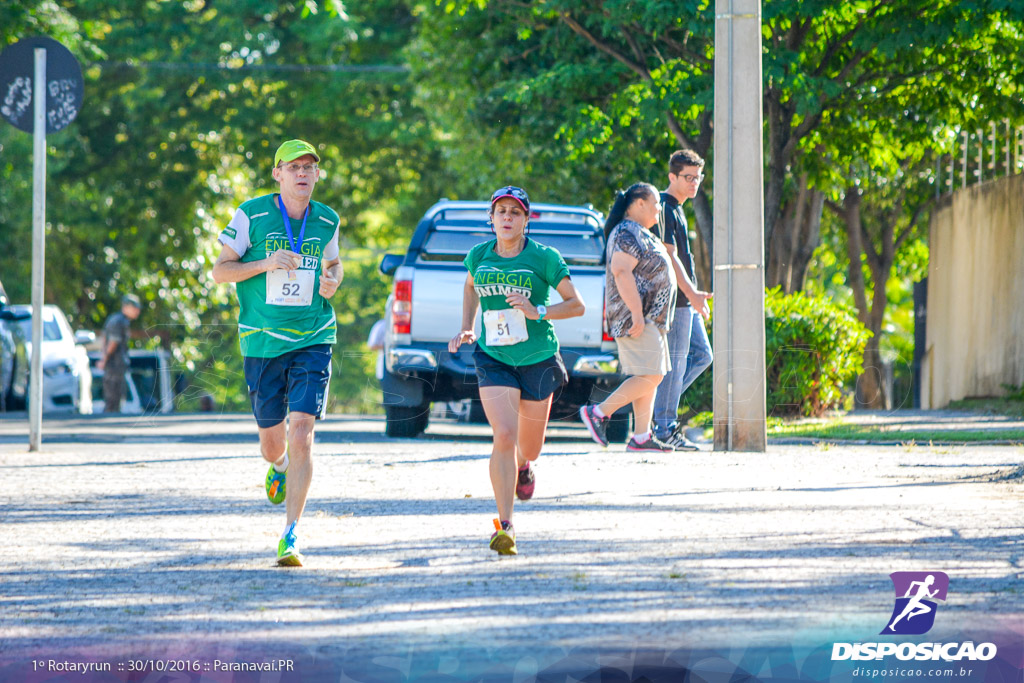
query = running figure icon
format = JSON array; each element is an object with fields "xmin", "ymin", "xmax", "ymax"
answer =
[
  {"xmin": 887, "ymin": 574, "xmax": 938, "ymax": 632},
  {"xmin": 882, "ymin": 571, "xmax": 949, "ymax": 635}
]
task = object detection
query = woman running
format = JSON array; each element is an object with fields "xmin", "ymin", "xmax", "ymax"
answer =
[
  {"xmin": 449, "ymin": 186, "xmax": 585, "ymax": 555},
  {"xmin": 580, "ymin": 182, "xmax": 677, "ymax": 452}
]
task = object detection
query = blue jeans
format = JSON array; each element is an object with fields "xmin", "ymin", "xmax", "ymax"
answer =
[{"xmin": 652, "ymin": 308, "xmax": 713, "ymax": 438}]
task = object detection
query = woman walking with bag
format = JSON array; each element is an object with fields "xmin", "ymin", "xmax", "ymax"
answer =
[{"xmin": 579, "ymin": 182, "xmax": 677, "ymax": 452}]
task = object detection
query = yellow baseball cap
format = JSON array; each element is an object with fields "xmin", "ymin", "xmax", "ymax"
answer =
[{"xmin": 274, "ymin": 139, "xmax": 320, "ymax": 167}]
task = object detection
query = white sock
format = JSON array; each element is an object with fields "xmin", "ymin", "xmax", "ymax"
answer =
[
  {"xmin": 634, "ymin": 431, "xmax": 651, "ymax": 443},
  {"xmin": 273, "ymin": 452, "xmax": 289, "ymax": 473},
  {"xmin": 281, "ymin": 521, "xmax": 297, "ymax": 540},
  {"xmin": 592, "ymin": 405, "xmax": 606, "ymax": 419}
]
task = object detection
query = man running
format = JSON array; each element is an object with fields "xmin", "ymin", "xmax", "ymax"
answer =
[{"xmin": 212, "ymin": 139, "xmax": 342, "ymax": 567}]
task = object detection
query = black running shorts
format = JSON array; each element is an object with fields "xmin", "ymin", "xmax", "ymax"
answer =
[{"xmin": 473, "ymin": 347, "xmax": 567, "ymax": 402}]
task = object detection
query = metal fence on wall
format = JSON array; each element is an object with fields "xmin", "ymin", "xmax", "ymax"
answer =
[{"xmin": 936, "ymin": 121, "xmax": 1024, "ymax": 197}]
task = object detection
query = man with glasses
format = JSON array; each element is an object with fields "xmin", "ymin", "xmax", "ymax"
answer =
[
  {"xmin": 651, "ymin": 149, "xmax": 713, "ymax": 450},
  {"xmin": 212, "ymin": 139, "xmax": 343, "ymax": 566}
]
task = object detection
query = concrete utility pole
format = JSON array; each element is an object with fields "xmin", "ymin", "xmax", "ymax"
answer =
[
  {"xmin": 712, "ymin": 0, "xmax": 767, "ymax": 451},
  {"xmin": 29, "ymin": 48, "xmax": 47, "ymax": 452}
]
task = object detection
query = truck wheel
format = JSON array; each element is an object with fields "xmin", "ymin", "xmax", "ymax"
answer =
[
  {"xmin": 413, "ymin": 408, "xmax": 430, "ymax": 434},
  {"xmin": 467, "ymin": 399, "xmax": 489, "ymax": 424},
  {"xmin": 385, "ymin": 404, "xmax": 430, "ymax": 438},
  {"xmin": 606, "ymin": 410, "xmax": 632, "ymax": 443}
]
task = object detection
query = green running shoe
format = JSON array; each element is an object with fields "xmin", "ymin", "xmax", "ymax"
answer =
[
  {"xmin": 277, "ymin": 524, "xmax": 303, "ymax": 567},
  {"xmin": 265, "ymin": 463, "xmax": 286, "ymax": 505},
  {"xmin": 489, "ymin": 519, "xmax": 518, "ymax": 556}
]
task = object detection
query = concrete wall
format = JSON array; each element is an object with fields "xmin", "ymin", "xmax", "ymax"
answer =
[{"xmin": 923, "ymin": 173, "xmax": 1024, "ymax": 408}]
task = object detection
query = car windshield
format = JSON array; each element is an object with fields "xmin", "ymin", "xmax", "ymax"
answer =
[
  {"xmin": 420, "ymin": 210, "xmax": 605, "ymax": 266},
  {"xmin": 16, "ymin": 318, "xmax": 62, "ymax": 341}
]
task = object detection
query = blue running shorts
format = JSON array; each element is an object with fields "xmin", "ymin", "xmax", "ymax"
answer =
[{"xmin": 243, "ymin": 344, "xmax": 332, "ymax": 428}]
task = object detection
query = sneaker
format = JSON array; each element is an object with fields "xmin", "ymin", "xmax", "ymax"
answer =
[
  {"xmin": 265, "ymin": 463, "xmax": 286, "ymax": 505},
  {"xmin": 515, "ymin": 463, "xmax": 536, "ymax": 501},
  {"xmin": 277, "ymin": 525, "xmax": 303, "ymax": 567},
  {"xmin": 626, "ymin": 435, "xmax": 674, "ymax": 453},
  {"xmin": 489, "ymin": 519, "xmax": 518, "ymax": 555},
  {"xmin": 579, "ymin": 404, "xmax": 609, "ymax": 447},
  {"xmin": 663, "ymin": 427, "xmax": 700, "ymax": 451}
]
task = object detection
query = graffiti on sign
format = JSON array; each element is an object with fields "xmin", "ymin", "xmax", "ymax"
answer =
[
  {"xmin": 1, "ymin": 77, "xmax": 33, "ymax": 125},
  {"xmin": 47, "ymin": 79, "xmax": 79, "ymax": 129},
  {"xmin": 0, "ymin": 36, "xmax": 83, "ymax": 135}
]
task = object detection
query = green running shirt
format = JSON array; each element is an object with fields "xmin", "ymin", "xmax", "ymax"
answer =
[
  {"xmin": 218, "ymin": 194, "xmax": 341, "ymax": 358},
  {"xmin": 464, "ymin": 238, "xmax": 571, "ymax": 367}
]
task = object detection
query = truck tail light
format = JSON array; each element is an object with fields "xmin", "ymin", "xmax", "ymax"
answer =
[
  {"xmin": 602, "ymin": 299, "xmax": 614, "ymax": 342},
  {"xmin": 393, "ymin": 279, "xmax": 412, "ymax": 335}
]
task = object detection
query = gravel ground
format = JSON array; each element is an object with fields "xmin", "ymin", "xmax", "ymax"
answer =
[{"xmin": 0, "ymin": 411, "xmax": 1021, "ymax": 681}]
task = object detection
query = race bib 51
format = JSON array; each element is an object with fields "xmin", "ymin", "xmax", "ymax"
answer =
[{"xmin": 483, "ymin": 308, "xmax": 528, "ymax": 346}]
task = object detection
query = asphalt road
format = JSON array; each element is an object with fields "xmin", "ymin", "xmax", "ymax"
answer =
[{"xmin": 0, "ymin": 412, "xmax": 1021, "ymax": 682}]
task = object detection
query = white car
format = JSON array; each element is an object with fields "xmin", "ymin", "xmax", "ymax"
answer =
[{"xmin": 10, "ymin": 304, "xmax": 93, "ymax": 414}]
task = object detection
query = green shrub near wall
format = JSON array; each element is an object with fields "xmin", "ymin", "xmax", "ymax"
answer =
[
  {"xmin": 765, "ymin": 287, "xmax": 870, "ymax": 416},
  {"xmin": 681, "ymin": 288, "xmax": 870, "ymax": 419}
]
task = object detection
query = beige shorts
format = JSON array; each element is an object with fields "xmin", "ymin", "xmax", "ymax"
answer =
[{"xmin": 615, "ymin": 320, "xmax": 671, "ymax": 376}]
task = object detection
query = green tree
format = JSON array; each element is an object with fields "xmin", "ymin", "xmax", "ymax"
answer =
[
  {"xmin": 813, "ymin": 8, "xmax": 1024, "ymax": 409},
  {"xmin": 1, "ymin": 1, "xmax": 82, "ymax": 48},
  {"xmin": 1, "ymin": 0, "xmax": 453, "ymax": 412},
  {"xmin": 824, "ymin": 139, "xmax": 932, "ymax": 410},
  {"xmin": 414, "ymin": 0, "xmax": 1024, "ymax": 293}
]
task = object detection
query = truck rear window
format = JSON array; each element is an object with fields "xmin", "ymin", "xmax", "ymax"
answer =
[{"xmin": 419, "ymin": 216, "xmax": 605, "ymax": 266}]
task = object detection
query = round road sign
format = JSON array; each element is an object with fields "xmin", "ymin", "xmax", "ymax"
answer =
[{"xmin": 0, "ymin": 36, "xmax": 83, "ymax": 134}]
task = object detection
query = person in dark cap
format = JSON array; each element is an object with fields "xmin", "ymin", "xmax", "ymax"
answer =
[
  {"xmin": 97, "ymin": 294, "xmax": 142, "ymax": 413},
  {"xmin": 448, "ymin": 185, "xmax": 585, "ymax": 556},
  {"xmin": 212, "ymin": 138, "xmax": 342, "ymax": 567}
]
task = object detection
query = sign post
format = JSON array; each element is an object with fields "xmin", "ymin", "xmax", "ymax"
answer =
[
  {"xmin": 0, "ymin": 37, "xmax": 83, "ymax": 451},
  {"xmin": 29, "ymin": 48, "xmax": 47, "ymax": 452}
]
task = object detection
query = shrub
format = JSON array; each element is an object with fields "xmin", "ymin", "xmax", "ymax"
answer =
[
  {"xmin": 764, "ymin": 287, "xmax": 870, "ymax": 416},
  {"xmin": 680, "ymin": 287, "xmax": 870, "ymax": 420}
]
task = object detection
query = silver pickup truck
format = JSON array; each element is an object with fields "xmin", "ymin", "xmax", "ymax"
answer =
[{"xmin": 378, "ymin": 199, "xmax": 630, "ymax": 440}]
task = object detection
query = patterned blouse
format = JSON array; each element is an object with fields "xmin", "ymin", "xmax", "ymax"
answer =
[{"xmin": 604, "ymin": 219, "xmax": 677, "ymax": 337}]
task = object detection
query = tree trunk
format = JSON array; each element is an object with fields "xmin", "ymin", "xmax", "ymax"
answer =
[
  {"xmin": 857, "ymin": 257, "xmax": 891, "ymax": 410},
  {"xmin": 766, "ymin": 174, "xmax": 824, "ymax": 292},
  {"xmin": 839, "ymin": 187, "xmax": 893, "ymax": 410},
  {"xmin": 764, "ymin": 96, "xmax": 790, "ymax": 260},
  {"xmin": 856, "ymin": 335, "xmax": 887, "ymax": 410},
  {"xmin": 762, "ymin": 94, "xmax": 824, "ymax": 293},
  {"xmin": 690, "ymin": 189, "xmax": 713, "ymax": 290}
]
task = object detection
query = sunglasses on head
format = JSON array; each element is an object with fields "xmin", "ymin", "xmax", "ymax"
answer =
[{"xmin": 491, "ymin": 186, "xmax": 528, "ymax": 203}]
